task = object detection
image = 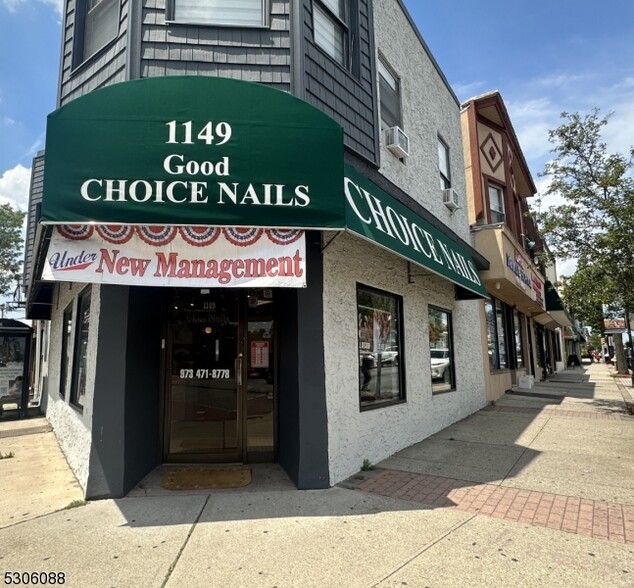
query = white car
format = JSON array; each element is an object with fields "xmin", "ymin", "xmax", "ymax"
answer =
[{"xmin": 430, "ymin": 348, "xmax": 451, "ymax": 381}]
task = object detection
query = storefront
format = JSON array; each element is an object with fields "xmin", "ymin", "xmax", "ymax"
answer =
[{"xmin": 31, "ymin": 77, "xmax": 488, "ymax": 497}]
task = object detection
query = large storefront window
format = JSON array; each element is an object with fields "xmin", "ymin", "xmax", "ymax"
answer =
[
  {"xmin": 486, "ymin": 298, "xmax": 509, "ymax": 370},
  {"xmin": 60, "ymin": 304, "xmax": 74, "ymax": 399},
  {"xmin": 513, "ymin": 310, "xmax": 524, "ymax": 369},
  {"xmin": 70, "ymin": 288, "xmax": 91, "ymax": 410},
  {"xmin": 428, "ymin": 306, "xmax": 455, "ymax": 393},
  {"xmin": 357, "ymin": 285, "xmax": 404, "ymax": 409}
]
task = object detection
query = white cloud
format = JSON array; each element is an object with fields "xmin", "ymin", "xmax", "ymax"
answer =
[
  {"xmin": 555, "ymin": 257, "xmax": 578, "ymax": 280},
  {"xmin": 0, "ymin": 164, "xmax": 31, "ymax": 212}
]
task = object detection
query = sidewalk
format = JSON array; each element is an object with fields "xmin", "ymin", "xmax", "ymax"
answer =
[{"xmin": 1, "ymin": 363, "xmax": 633, "ymax": 587}]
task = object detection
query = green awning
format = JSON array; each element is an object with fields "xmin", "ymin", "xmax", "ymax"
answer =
[
  {"xmin": 343, "ymin": 165, "xmax": 487, "ymax": 298},
  {"xmin": 41, "ymin": 76, "xmax": 344, "ymax": 228},
  {"xmin": 545, "ymin": 280, "xmax": 565, "ymax": 311}
]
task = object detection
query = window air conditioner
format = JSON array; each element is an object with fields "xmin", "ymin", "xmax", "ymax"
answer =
[
  {"xmin": 385, "ymin": 126, "xmax": 410, "ymax": 159},
  {"xmin": 443, "ymin": 188, "xmax": 460, "ymax": 212}
]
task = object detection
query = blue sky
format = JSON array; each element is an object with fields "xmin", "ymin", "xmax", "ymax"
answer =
[{"xmin": 0, "ymin": 0, "xmax": 633, "ymax": 291}]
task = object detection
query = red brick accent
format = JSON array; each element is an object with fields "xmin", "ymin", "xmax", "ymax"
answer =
[{"xmin": 358, "ymin": 469, "xmax": 633, "ymax": 544}]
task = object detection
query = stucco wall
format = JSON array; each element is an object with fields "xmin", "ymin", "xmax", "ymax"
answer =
[
  {"xmin": 323, "ymin": 232, "xmax": 486, "ymax": 484},
  {"xmin": 45, "ymin": 282, "xmax": 101, "ymax": 492},
  {"xmin": 373, "ymin": 0, "xmax": 471, "ymax": 244}
]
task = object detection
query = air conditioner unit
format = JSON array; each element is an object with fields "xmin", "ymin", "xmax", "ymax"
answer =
[
  {"xmin": 443, "ymin": 188, "xmax": 460, "ymax": 212},
  {"xmin": 385, "ymin": 126, "xmax": 410, "ymax": 158}
]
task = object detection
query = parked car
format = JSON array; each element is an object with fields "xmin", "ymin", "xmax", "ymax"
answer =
[
  {"xmin": 430, "ymin": 348, "xmax": 451, "ymax": 382},
  {"xmin": 379, "ymin": 346, "xmax": 399, "ymax": 366}
]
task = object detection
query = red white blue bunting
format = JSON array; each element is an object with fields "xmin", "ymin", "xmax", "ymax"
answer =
[
  {"xmin": 223, "ymin": 227, "xmax": 263, "ymax": 247},
  {"xmin": 96, "ymin": 225, "xmax": 134, "ymax": 244},
  {"xmin": 57, "ymin": 225, "xmax": 94, "ymax": 240},
  {"xmin": 265, "ymin": 229, "xmax": 303, "ymax": 245},
  {"xmin": 136, "ymin": 226, "xmax": 178, "ymax": 246},
  {"xmin": 178, "ymin": 226, "xmax": 222, "ymax": 247}
]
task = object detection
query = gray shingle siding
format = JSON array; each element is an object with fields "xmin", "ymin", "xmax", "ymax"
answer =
[
  {"xmin": 23, "ymin": 153, "xmax": 45, "ymax": 291},
  {"xmin": 302, "ymin": 0, "xmax": 378, "ymax": 165}
]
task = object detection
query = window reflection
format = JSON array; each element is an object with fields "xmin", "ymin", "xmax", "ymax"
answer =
[
  {"xmin": 429, "ymin": 306, "xmax": 455, "ymax": 392},
  {"xmin": 357, "ymin": 285, "xmax": 404, "ymax": 408}
]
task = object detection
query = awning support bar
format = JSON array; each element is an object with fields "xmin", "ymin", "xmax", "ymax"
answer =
[{"xmin": 321, "ymin": 231, "xmax": 342, "ymax": 252}]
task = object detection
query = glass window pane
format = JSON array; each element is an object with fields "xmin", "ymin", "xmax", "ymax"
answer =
[
  {"xmin": 83, "ymin": 0, "xmax": 119, "ymax": 61},
  {"xmin": 379, "ymin": 59, "xmax": 401, "ymax": 128},
  {"xmin": 496, "ymin": 302, "xmax": 508, "ymax": 369},
  {"xmin": 429, "ymin": 307, "xmax": 455, "ymax": 392},
  {"xmin": 485, "ymin": 301, "xmax": 498, "ymax": 369},
  {"xmin": 358, "ymin": 287, "xmax": 403, "ymax": 408},
  {"xmin": 60, "ymin": 304, "xmax": 73, "ymax": 399},
  {"xmin": 489, "ymin": 185, "xmax": 505, "ymax": 223},
  {"xmin": 71, "ymin": 290, "xmax": 91, "ymax": 409},
  {"xmin": 321, "ymin": 0, "xmax": 345, "ymax": 19},
  {"xmin": 513, "ymin": 310, "xmax": 524, "ymax": 368},
  {"xmin": 174, "ymin": 0, "xmax": 264, "ymax": 26},
  {"xmin": 438, "ymin": 139, "xmax": 450, "ymax": 189},
  {"xmin": 314, "ymin": 4, "xmax": 345, "ymax": 65}
]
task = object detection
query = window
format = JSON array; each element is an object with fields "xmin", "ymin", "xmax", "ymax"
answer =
[
  {"xmin": 428, "ymin": 307, "xmax": 455, "ymax": 392},
  {"xmin": 60, "ymin": 304, "xmax": 74, "ymax": 399},
  {"xmin": 357, "ymin": 285, "xmax": 404, "ymax": 409},
  {"xmin": 313, "ymin": 0, "xmax": 348, "ymax": 67},
  {"xmin": 513, "ymin": 310, "xmax": 524, "ymax": 368},
  {"xmin": 73, "ymin": 0, "xmax": 120, "ymax": 68},
  {"xmin": 378, "ymin": 58, "xmax": 401, "ymax": 130},
  {"xmin": 169, "ymin": 0, "xmax": 266, "ymax": 27},
  {"xmin": 488, "ymin": 184, "xmax": 505, "ymax": 223},
  {"xmin": 438, "ymin": 137, "xmax": 451, "ymax": 190},
  {"xmin": 70, "ymin": 289, "xmax": 91, "ymax": 410},
  {"xmin": 486, "ymin": 298, "xmax": 509, "ymax": 370}
]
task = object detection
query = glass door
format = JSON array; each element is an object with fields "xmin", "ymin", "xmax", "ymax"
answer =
[{"xmin": 166, "ymin": 289, "xmax": 242, "ymax": 462}]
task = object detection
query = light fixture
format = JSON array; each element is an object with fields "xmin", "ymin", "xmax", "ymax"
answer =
[
  {"xmin": 520, "ymin": 233, "xmax": 536, "ymax": 249},
  {"xmin": 495, "ymin": 281, "xmax": 501, "ymax": 290}
]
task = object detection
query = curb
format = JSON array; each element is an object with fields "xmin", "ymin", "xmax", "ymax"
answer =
[{"xmin": 614, "ymin": 378, "xmax": 634, "ymax": 415}]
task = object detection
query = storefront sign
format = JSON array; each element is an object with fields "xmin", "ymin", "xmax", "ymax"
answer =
[
  {"xmin": 506, "ymin": 253, "xmax": 531, "ymax": 288},
  {"xmin": 42, "ymin": 225, "xmax": 306, "ymax": 288},
  {"xmin": 42, "ymin": 77, "xmax": 344, "ymax": 228},
  {"xmin": 343, "ymin": 165, "xmax": 487, "ymax": 297},
  {"xmin": 532, "ymin": 274, "xmax": 544, "ymax": 306}
]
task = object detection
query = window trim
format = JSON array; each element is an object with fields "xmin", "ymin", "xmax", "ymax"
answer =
[
  {"xmin": 71, "ymin": 0, "xmax": 121, "ymax": 72},
  {"xmin": 486, "ymin": 297, "xmax": 511, "ymax": 371},
  {"xmin": 165, "ymin": 0, "xmax": 270, "ymax": 28},
  {"xmin": 60, "ymin": 302, "xmax": 74, "ymax": 400},
  {"xmin": 378, "ymin": 56, "xmax": 402, "ymax": 130},
  {"xmin": 357, "ymin": 283, "xmax": 406, "ymax": 411},
  {"xmin": 512, "ymin": 309, "xmax": 525, "ymax": 369},
  {"xmin": 312, "ymin": 0, "xmax": 352, "ymax": 70},
  {"xmin": 428, "ymin": 305, "xmax": 456, "ymax": 393},
  {"xmin": 438, "ymin": 136, "xmax": 451, "ymax": 190},
  {"xmin": 487, "ymin": 182, "xmax": 506, "ymax": 224},
  {"xmin": 69, "ymin": 287, "xmax": 92, "ymax": 412}
]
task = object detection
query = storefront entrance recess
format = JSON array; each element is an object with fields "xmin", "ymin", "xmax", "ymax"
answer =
[{"xmin": 165, "ymin": 288, "xmax": 275, "ymax": 463}]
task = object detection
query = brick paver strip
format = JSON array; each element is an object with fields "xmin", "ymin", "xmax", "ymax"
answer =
[{"xmin": 358, "ymin": 469, "xmax": 633, "ymax": 544}]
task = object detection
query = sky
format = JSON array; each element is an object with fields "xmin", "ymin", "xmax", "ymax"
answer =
[{"xmin": 0, "ymin": 0, "xmax": 633, "ymax": 315}]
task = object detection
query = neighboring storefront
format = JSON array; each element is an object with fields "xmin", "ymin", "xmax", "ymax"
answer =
[{"xmin": 28, "ymin": 76, "xmax": 489, "ymax": 497}]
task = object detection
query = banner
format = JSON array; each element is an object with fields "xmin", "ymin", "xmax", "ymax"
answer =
[{"xmin": 42, "ymin": 225, "xmax": 306, "ymax": 288}]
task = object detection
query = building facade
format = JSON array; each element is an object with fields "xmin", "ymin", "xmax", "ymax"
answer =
[
  {"xmin": 461, "ymin": 91, "xmax": 571, "ymax": 400},
  {"xmin": 25, "ymin": 0, "xmax": 489, "ymax": 498}
]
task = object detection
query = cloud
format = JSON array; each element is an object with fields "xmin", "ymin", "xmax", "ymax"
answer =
[
  {"xmin": 1, "ymin": 0, "xmax": 63, "ymax": 16},
  {"xmin": 0, "ymin": 164, "xmax": 31, "ymax": 212}
]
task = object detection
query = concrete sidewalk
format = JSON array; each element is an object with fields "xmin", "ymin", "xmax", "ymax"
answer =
[{"xmin": 1, "ymin": 362, "xmax": 633, "ymax": 587}]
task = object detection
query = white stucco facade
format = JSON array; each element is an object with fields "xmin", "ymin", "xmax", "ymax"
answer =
[
  {"xmin": 323, "ymin": 233, "xmax": 486, "ymax": 484},
  {"xmin": 44, "ymin": 282, "xmax": 101, "ymax": 490}
]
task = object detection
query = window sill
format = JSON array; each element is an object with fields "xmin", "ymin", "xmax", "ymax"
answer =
[
  {"xmin": 165, "ymin": 19, "xmax": 269, "ymax": 30},
  {"xmin": 432, "ymin": 388, "xmax": 456, "ymax": 395},
  {"xmin": 307, "ymin": 40, "xmax": 362, "ymax": 86},
  {"xmin": 70, "ymin": 36, "xmax": 119, "ymax": 78},
  {"xmin": 360, "ymin": 397, "xmax": 406, "ymax": 412}
]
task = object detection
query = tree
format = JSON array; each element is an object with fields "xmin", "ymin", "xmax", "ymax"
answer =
[
  {"xmin": 0, "ymin": 203, "xmax": 25, "ymax": 297},
  {"xmin": 535, "ymin": 110, "xmax": 634, "ymax": 373}
]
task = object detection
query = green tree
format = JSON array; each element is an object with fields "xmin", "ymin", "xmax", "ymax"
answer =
[
  {"xmin": 0, "ymin": 203, "xmax": 25, "ymax": 297},
  {"xmin": 536, "ymin": 110, "xmax": 634, "ymax": 373}
]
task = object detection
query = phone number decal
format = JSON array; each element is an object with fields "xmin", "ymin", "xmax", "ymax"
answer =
[{"xmin": 179, "ymin": 369, "xmax": 230, "ymax": 380}]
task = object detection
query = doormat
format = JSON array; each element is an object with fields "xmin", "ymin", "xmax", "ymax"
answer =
[{"xmin": 161, "ymin": 467, "xmax": 252, "ymax": 490}]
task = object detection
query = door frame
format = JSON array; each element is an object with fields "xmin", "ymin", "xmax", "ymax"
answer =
[{"xmin": 161, "ymin": 288, "xmax": 276, "ymax": 464}]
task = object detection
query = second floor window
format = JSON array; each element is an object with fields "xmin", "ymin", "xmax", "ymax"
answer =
[
  {"xmin": 438, "ymin": 138, "xmax": 451, "ymax": 189},
  {"xmin": 378, "ymin": 58, "xmax": 401, "ymax": 129},
  {"xmin": 73, "ymin": 0, "xmax": 120, "ymax": 68},
  {"xmin": 488, "ymin": 184, "xmax": 505, "ymax": 223},
  {"xmin": 313, "ymin": 0, "xmax": 348, "ymax": 67},
  {"xmin": 170, "ymin": 0, "xmax": 266, "ymax": 27}
]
